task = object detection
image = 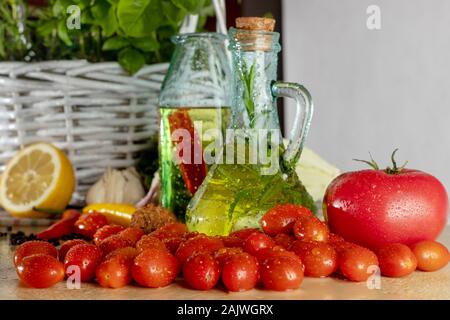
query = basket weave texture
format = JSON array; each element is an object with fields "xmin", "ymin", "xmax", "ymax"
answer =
[{"xmin": 0, "ymin": 60, "xmax": 168, "ymax": 203}]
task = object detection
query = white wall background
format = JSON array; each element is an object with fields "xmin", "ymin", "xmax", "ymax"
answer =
[{"xmin": 282, "ymin": 0, "xmax": 450, "ymax": 192}]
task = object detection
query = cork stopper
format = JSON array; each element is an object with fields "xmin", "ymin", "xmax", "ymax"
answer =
[
  {"xmin": 236, "ymin": 17, "xmax": 276, "ymax": 32},
  {"xmin": 235, "ymin": 17, "xmax": 276, "ymax": 51}
]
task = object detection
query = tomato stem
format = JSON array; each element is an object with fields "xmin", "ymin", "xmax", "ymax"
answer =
[
  {"xmin": 353, "ymin": 149, "xmax": 408, "ymax": 174},
  {"xmin": 353, "ymin": 152, "xmax": 379, "ymax": 170},
  {"xmin": 385, "ymin": 148, "xmax": 408, "ymax": 174}
]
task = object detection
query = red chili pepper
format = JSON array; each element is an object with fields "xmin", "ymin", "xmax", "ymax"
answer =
[
  {"xmin": 168, "ymin": 109, "xmax": 207, "ymax": 195},
  {"xmin": 36, "ymin": 210, "xmax": 81, "ymax": 240}
]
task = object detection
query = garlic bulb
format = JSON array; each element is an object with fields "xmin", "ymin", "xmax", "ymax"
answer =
[{"xmin": 86, "ymin": 167, "xmax": 145, "ymax": 205}]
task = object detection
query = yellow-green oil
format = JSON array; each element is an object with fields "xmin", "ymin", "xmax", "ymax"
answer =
[{"xmin": 159, "ymin": 106, "xmax": 231, "ymax": 218}]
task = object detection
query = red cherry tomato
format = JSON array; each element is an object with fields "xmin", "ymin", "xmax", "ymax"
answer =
[
  {"xmin": 243, "ymin": 232, "xmax": 275, "ymax": 256},
  {"xmin": 229, "ymin": 228, "xmax": 260, "ymax": 241},
  {"xmin": 410, "ymin": 240, "xmax": 450, "ymax": 272},
  {"xmin": 74, "ymin": 212, "xmax": 108, "ymax": 238},
  {"xmin": 104, "ymin": 247, "xmax": 139, "ymax": 262},
  {"xmin": 221, "ymin": 236, "xmax": 244, "ymax": 248},
  {"xmin": 93, "ymin": 225, "xmax": 125, "ymax": 245},
  {"xmin": 377, "ymin": 243, "xmax": 417, "ymax": 277},
  {"xmin": 98, "ymin": 235, "xmax": 132, "ymax": 256},
  {"xmin": 214, "ymin": 247, "xmax": 244, "ymax": 266},
  {"xmin": 183, "ymin": 253, "xmax": 221, "ymax": 290},
  {"xmin": 260, "ymin": 255, "xmax": 304, "ymax": 291},
  {"xmin": 136, "ymin": 235, "xmax": 167, "ymax": 253},
  {"xmin": 253, "ymin": 246, "xmax": 300, "ymax": 262},
  {"xmin": 131, "ymin": 248, "xmax": 180, "ymax": 288},
  {"xmin": 328, "ymin": 233, "xmax": 345, "ymax": 244},
  {"xmin": 14, "ymin": 241, "xmax": 58, "ymax": 267},
  {"xmin": 290, "ymin": 241, "xmax": 338, "ymax": 277},
  {"xmin": 64, "ymin": 243, "xmax": 102, "ymax": 282},
  {"xmin": 16, "ymin": 254, "xmax": 65, "ymax": 288},
  {"xmin": 293, "ymin": 215, "xmax": 329, "ymax": 242},
  {"xmin": 339, "ymin": 246, "xmax": 379, "ymax": 282},
  {"xmin": 221, "ymin": 253, "xmax": 259, "ymax": 292},
  {"xmin": 261, "ymin": 204, "xmax": 313, "ymax": 236},
  {"xmin": 58, "ymin": 239, "xmax": 87, "ymax": 262},
  {"xmin": 96, "ymin": 256, "xmax": 132, "ymax": 289},
  {"xmin": 176, "ymin": 235, "xmax": 224, "ymax": 264},
  {"xmin": 117, "ymin": 227, "xmax": 145, "ymax": 246},
  {"xmin": 324, "ymin": 168, "xmax": 448, "ymax": 250},
  {"xmin": 273, "ymin": 233, "xmax": 295, "ymax": 250},
  {"xmin": 161, "ymin": 236, "xmax": 185, "ymax": 255}
]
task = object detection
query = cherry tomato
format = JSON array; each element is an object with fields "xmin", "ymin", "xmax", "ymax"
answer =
[
  {"xmin": 74, "ymin": 212, "xmax": 108, "ymax": 238},
  {"xmin": 131, "ymin": 248, "xmax": 180, "ymax": 288},
  {"xmin": 221, "ymin": 253, "xmax": 259, "ymax": 292},
  {"xmin": 161, "ymin": 236, "xmax": 185, "ymax": 255},
  {"xmin": 293, "ymin": 215, "xmax": 329, "ymax": 242},
  {"xmin": 410, "ymin": 240, "xmax": 450, "ymax": 272},
  {"xmin": 16, "ymin": 254, "xmax": 65, "ymax": 288},
  {"xmin": 104, "ymin": 247, "xmax": 139, "ymax": 262},
  {"xmin": 260, "ymin": 255, "xmax": 304, "ymax": 291},
  {"xmin": 176, "ymin": 235, "xmax": 224, "ymax": 264},
  {"xmin": 339, "ymin": 246, "xmax": 379, "ymax": 282},
  {"xmin": 377, "ymin": 243, "xmax": 417, "ymax": 277},
  {"xmin": 290, "ymin": 241, "xmax": 338, "ymax": 277},
  {"xmin": 183, "ymin": 253, "xmax": 221, "ymax": 290},
  {"xmin": 229, "ymin": 228, "xmax": 260, "ymax": 241},
  {"xmin": 328, "ymin": 233, "xmax": 345, "ymax": 244},
  {"xmin": 58, "ymin": 239, "xmax": 87, "ymax": 262},
  {"xmin": 261, "ymin": 204, "xmax": 313, "ymax": 236},
  {"xmin": 214, "ymin": 247, "xmax": 244, "ymax": 266},
  {"xmin": 96, "ymin": 255, "xmax": 132, "ymax": 289},
  {"xmin": 93, "ymin": 225, "xmax": 125, "ymax": 245},
  {"xmin": 98, "ymin": 235, "xmax": 132, "ymax": 256},
  {"xmin": 150, "ymin": 223, "xmax": 188, "ymax": 240},
  {"xmin": 117, "ymin": 227, "xmax": 145, "ymax": 246},
  {"xmin": 243, "ymin": 232, "xmax": 275, "ymax": 256},
  {"xmin": 253, "ymin": 246, "xmax": 300, "ymax": 262},
  {"xmin": 273, "ymin": 233, "xmax": 295, "ymax": 250},
  {"xmin": 221, "ymin": 236, "xmax": 244, "ymax": 248},
  {"xmin": 64, "ymin": 243, "xmax": 102, "ymax": 282},
  {"xmin": 14, "ymin": 241, "xmax": 58, "ymax": 267},
  {"xmin": 136, "ymin": 235, "xmax": 167, "ymax": 253}
]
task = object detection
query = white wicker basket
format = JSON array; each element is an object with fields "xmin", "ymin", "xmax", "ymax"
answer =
[
  {"xmin": 0, "ymin": 1, "xmax": 227, "ymax": 205},
  {"xmin": 0, "ymin": 60, "xmax": 168, "ymax": 203}
]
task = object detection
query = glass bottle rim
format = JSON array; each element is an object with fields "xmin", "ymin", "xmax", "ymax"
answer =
[{"xmin": 172, "ymin": 32, "xmax": 228, "ymax": 44}]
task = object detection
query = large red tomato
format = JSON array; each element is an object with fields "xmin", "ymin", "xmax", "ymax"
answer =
[{"xmin": 324, "ymin": 161, "xmax": 448, "ymax": 250}]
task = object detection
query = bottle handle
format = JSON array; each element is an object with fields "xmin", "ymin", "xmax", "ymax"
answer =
[{"xmin": 271, "ymin": 81, "xmax": 314, "ymax": 170}]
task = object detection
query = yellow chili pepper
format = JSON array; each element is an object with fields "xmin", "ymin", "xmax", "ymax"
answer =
[{"xmin": 82, "ymin": 203, "xmax": 136, "ymax": 226}]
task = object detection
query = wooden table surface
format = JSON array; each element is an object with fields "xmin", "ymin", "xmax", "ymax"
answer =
[{"xmin": 1, "ymin": 226, "xmax": 449, "ymax": 300}]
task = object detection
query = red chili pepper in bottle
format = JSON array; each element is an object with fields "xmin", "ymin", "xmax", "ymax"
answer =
[
  {"xmin": 36, "ymin": 210, "xmax": 81, "ymax": 240},
  {"xmin": 168, "ymin": 109, "xmax": 207, "ymax": 195}
]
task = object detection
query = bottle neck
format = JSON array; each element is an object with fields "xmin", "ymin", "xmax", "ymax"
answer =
[{"xmin": 228, "ymin": 28, "xmax": 281, "ymax": 130}]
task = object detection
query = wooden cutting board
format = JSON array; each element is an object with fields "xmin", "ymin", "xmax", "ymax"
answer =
[{"xmin": 1, "ymin": 226, "xmax": 449, "ymax": 300}]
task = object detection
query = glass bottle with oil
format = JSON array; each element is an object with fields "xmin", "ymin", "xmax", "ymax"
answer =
[
  {"xmin": 159, "ymin": 33, "xmax": 232, "ymax": 218},
  {"xmin": 186, "ymin": 18, "xmax": 316, "ymax": 235}
]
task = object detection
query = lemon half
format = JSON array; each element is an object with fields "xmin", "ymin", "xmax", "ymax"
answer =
[{"xmin": 0, "ymin": 143, "xmax": 75, "ymax": 218}]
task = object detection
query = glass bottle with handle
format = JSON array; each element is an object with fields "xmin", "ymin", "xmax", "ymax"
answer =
[{"xmin": 186, "ymin": 17, "xmax": 316, "ymax": 235}]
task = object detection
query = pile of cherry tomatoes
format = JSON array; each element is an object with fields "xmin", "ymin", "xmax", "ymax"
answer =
[{"xmin": 13, "ymin": 204, "xmax": 450, "ymax": 291}]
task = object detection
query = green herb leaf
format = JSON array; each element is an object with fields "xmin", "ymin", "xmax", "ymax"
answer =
[
  {"xmin": 91, "ymin": 2, "xmax": 118, "ymax": 37},
  {"xmin": 118, "ymin": 47, "xmax": 145, "ymax": 74},
  {"xmin": 162, "ymin": 1, "xmax": 186, "ymax": 27},
  {"xmin": 131, "ymin": 35, "xmax": 159, "ymax": 52},
  {"xmin": 102, "ymin": 36, "xmax": 130, "ymax": 51},
  {"xmin": 57, "ymin": 19, "xmax": 72, "ymax": 46},
  {"xmin": 172, "ymin": 0, "xmax": 206, "ymax": 13},
  {"xmin": 117, "ymin": 0, "xmax": 163, "ymax": 38}
]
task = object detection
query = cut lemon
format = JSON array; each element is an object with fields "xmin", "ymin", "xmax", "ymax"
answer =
[{"xmin": 0, "ymin": 143, "xmax": 75, "ymax": 218}]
